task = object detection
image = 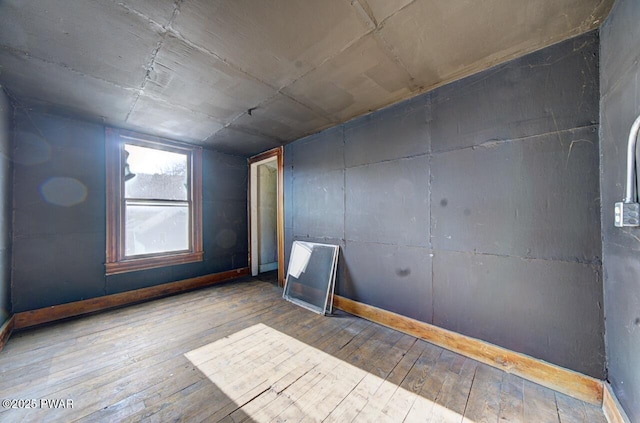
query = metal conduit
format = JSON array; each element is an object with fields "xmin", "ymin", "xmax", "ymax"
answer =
[{"xmin": 624, "ymin": 113, "xmax": 640, "ymax": 203}]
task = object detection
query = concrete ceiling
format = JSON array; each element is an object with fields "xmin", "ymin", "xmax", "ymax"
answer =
[{"xmin": 0, "ymin": 0, "xmax": 613, "ymax": 157}]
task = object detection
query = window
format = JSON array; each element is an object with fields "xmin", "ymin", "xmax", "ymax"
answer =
[{"xmin": 105, "ymin": 128, "xmax": 203, "ymax": 275}]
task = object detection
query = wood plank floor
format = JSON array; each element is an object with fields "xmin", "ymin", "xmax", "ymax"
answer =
[{"xmin": 0, "ymin": 277, "xmax": 606, "ymax": 422}]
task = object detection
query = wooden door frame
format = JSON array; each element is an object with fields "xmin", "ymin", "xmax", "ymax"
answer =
[{"xmin": 248, "ymin": 147, "xmax": 285, "ymax": 286}]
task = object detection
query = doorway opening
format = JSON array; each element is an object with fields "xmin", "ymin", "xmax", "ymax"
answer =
[{"xmin": 248, "ymin": 147, "xmax": 284, "ymax": 286}]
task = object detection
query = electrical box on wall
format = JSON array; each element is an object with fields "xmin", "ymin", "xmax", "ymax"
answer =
[
  {"xmin": 616, "ymin": 113, "xmax": 640, "ymax": 228},
  {"xmin": 614, "ymin": 202, "xmax": 640, "ymax": 227}
]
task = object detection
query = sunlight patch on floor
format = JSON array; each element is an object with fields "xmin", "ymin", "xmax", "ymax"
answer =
[{"xmin": 185, "ymin": 323, "xmax": 467, "ymax": 422}]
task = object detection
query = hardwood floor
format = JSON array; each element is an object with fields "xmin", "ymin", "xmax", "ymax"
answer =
[{"xmin": 0, "ymin": 277, "xmax": 606, "ymax": 422}]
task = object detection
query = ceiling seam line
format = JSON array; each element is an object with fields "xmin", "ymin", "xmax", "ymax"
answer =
[
  {"xmin": 165, "ymin": 28, "xmax": 281, "ymax": 94},
  {"xmin": 110, "ymin": 1, "xmax": 165, "ymax": 30},
  {"xmin": 153, "ymin": 2, "xmax": 401, "ymax": 126},
  {"xmin": 274, "ymin": 1, "xmax": 423, "ymax": 120},
  {"xmin": 0, "ymin": 45, "xmax": 140, "ymax": 93},
  {"xmin": 377, "ymin": 0, "xmax": 419, "ymax": 27},
  {"xmin": 125, "ymin": 0, "xmax": 183, "ymax": 123},
  {"xmin": 370, "ymin": 31, "xmax": 419, "ymax": 90}
]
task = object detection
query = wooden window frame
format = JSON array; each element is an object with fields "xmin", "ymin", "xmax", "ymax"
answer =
[{"xmin": 105, "ymin": 128, "xmax": 203, "ymax": 275}]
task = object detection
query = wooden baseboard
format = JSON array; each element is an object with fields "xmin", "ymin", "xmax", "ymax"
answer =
[
  {"xmin": 0, "ymin": 315, "xmax": 14, "ymax": 352},
  {"xmin": 14, "ymin": 267, "xmax": 250, "ymax": 330},
  {"xmin": 333, "ymin": 295, "xmax": 603, "ymax": 406},
  {"xmin": 603, "ymin": 382, "xmax": 631, "ymax": 423}
]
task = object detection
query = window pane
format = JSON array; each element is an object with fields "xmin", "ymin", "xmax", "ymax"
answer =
[
  {"xmin": 124, "ymin": 144, "xmax": 188, "ymax": 200},
  {"xmin": 125, "ymin": 203, "xmax": 189, "ymax": 256}
]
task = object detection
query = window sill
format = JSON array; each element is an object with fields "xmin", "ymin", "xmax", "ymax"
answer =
[{"xmin": 105, "ymin": 251, "xmax": 204, "ymax": 275}]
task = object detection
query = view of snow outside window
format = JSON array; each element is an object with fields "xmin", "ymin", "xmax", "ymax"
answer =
[{"xmin": 124, "ymin": 144, "xmax": 189, "ymax": 256}]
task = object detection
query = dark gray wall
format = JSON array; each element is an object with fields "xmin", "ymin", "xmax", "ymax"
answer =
[
  {"xmin": 0, "ymin": 88, "xmax": 12, "ymax": 325},
  {"xmin": 285, "ymin": 31, "xmax": 605, "ymax": 378},
  {"xmin": 11, "ymin": 108, "xmax": 248, "ymax": 312},
  {"xmin": 600, "ymin": 0, "xmax": 640, "ymax": 420}
]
